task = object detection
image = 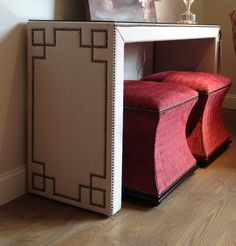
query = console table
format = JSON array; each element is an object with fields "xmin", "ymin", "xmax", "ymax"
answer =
[{"xmin": 27, "ymin": 21, "xmax": 220, "ymax": 216}]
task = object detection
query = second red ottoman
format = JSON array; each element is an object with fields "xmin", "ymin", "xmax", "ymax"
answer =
[
  {"xmin": 143, "ymin": 71, "xmax": 232, "ymax": 166},
  {"xmin": 122, "ymin": 80, "xmax": 198, "ymax": 203}
]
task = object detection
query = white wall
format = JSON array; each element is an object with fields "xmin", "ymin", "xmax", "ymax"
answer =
[
  {"xmin": 155, "ymin": 0, "xmax": 204, "ymax": 24},
  {"xmin": 204, "ymin": 0, "xmax": 236, "ymax": 109},
  {"xmin": 155, "ymin": 0, "xmax": 183, "ymax": 23},
  {"xmin": 0, "ymin": 0, "xmax": 82, "ymax": 205},
  {"xmin": 0, "ymin": 1, "xmax": 55, "ymax": 175}
]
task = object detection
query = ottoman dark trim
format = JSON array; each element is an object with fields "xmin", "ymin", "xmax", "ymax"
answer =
[
  {"xmin": 201, "ymin": 84, "xmax": 231, "ymax": 95},
  {"xmin": 122, "ymin": 164, "xmax": 198, "ymax": 205},
  {"xmin": 195, "ymin": 138, "xmax": 232, "ymax": 167},
  {"xmin": 124, "ymin": 95, "xmax": 198, "ymax": 115}
]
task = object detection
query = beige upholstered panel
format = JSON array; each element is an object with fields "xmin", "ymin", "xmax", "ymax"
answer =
[{"xmin": 27, "ymin": 21, "xmax": 121, "ymax": 216}]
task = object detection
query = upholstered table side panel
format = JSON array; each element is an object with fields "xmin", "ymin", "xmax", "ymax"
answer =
[{"xmin": 27, "ymin": 21, "xmax": 121, "ymax": 216}]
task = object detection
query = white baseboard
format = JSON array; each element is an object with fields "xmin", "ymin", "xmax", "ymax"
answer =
[
  {"xmin": 0, "ymin": 165, "xmax": 26, "ymax": 206},
  {"xmin": 223, "ymin": 94, "xmax": 236, "ymax": 110}
]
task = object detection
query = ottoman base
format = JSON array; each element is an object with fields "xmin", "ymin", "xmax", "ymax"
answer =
[
  {"xmin": 122, "ymin": 164, "xmax": 198, "ymax": 205},
  {"xmin": 196, "ymin": 139, "xmax": 232, "ymax": 167}
]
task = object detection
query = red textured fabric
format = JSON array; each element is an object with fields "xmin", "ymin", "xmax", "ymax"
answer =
[
  {"xmin": 200, "ymin": 87, "xmax": 230, "ymax": 156},
  {"xmin": 230, "ymin": 9, "xmax": 236, "ymax": 55},
  {"xmin": 124, "ymin": 80, "xmax": 197, "ymax": 112},
  {"xmin": 155, "ymin": 101, "xmax": 196, "ymax": 193},
  {"xmin": 122, "ymin": 80, "xmax": 197, "ymax": 197},
  {"xmin": 142, "ymin": 71, "xmax": 232, "ymax": 162},
  {"xmin": 143, "ymin": 71, "xmax": 232, "ymax": 93}
]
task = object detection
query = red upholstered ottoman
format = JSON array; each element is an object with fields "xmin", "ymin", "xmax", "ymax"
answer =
[
  {"xmin": 122, "ymin": 80, "xmax": 198, "ymax": 203},
  {"xmin": 143, "ymin": 71, "xmax": 232, "ymax": 166}
]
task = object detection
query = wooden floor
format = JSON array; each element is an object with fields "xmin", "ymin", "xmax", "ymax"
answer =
[{"xmin": 0, "ymin": 109, "xmax": 236, "ymax": 246}]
